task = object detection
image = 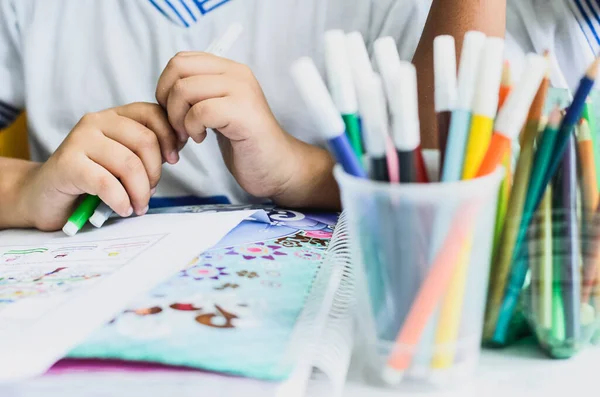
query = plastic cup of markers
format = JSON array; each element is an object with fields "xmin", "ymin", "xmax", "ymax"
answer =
[
  {"xmin": 334, "ymin": 157, "xmax": 504, "ymax": 391},
  {"xmin": 517, "ymin": 208, "xmax": 600, "ymax": 358}
]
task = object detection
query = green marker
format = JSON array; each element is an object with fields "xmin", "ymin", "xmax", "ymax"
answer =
[
  {"xmin": 62, "ymin": 195, "xmax": 101, "ymax": 237},
  {"xmin": 324, "ymin": 30, "xmax": 364, "ymax": 161},
  {"xmin": 582, "ymin": 98, "xmax": 600, "ymax": 191},
  {"xmin": 342, "ymin": 113, "xmax": 364, "ymax": 159}
]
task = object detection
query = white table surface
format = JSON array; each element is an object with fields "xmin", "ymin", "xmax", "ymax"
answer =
[{"xmin": 343, "ymin": 338, "xmax": 598, "ymax": 397}]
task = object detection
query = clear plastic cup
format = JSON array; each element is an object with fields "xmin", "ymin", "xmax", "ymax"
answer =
[{"xmin": 334, "ymin": 157, "xmax": 504, "ymax": 390}]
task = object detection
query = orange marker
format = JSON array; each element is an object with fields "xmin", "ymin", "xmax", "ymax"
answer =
[
  {"xmin": 477, "ymin": 55, "xmax": 548, "ymax": 178},
  {"xmin": 382, "ymin": 202, "xmax": 478, "ymax": 385},
  {"xmin": 498, "ymin": 61, "xmax": 512, "ymax": 111}
]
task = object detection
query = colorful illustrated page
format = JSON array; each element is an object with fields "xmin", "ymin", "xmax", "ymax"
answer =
[
  {"xmin": 0, "ymin": 212, "xmax": 255, "ymax": 382},
  {"xmin": 69, "ymin": 208, "xmax": 339, "ymax": 381},
  {"xmin": 0, "ymin": 236, "xmax": 164, "ymax": 331}
]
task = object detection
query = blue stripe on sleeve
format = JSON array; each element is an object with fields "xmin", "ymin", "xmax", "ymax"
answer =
[
  {"xmin": 179, "ymin": 0, "xmax": 198, "ymax": 22},
  {"xmin": 148, "ymin": 0, "xmax": 177, "ymax": 24},
  {"xmin": 574, "ymin": 0, "xmax": 600, "ymax": 47},
  {"xmin": 0, "ymin": 104, "xmax": 18, "ymax": 121},
  {"xmin": 192, "ymin": 0, "xmax": 231, "ymax": 15},
  {"xmin": 0, "ymin": 100, "xmax": 19, "ymax": 115},
  {"xmin": 164, "ymin": 0, "xmax": 190, "ymax": 27}
]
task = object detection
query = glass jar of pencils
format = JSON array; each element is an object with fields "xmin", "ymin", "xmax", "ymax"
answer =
[
  {"xmin": 514, "ymin": 204, "xmax": 600, "ymax": 358},
  {"xmin": 334, "ymin": 160, "xmax": 504, "ymax": 390}
]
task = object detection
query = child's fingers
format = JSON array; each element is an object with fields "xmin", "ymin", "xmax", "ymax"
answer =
[
  {"xmin": 97, "ymin": 113, "xmax": 163, "ymax": 189},
  {"xmin": 115, "ymin": 103, "xmax": 180, "ymax": 164},
  {"xmin": 166, "ymin": 75, "xmax": 232, "ymax": 139},
  {"xmin": 156, "ymin": 53, "xmax": 238, "ymax": 107},
  {"xmin": 72, "ymin": 156, "xmax": 133, "ymax": 218},
  {"xmin": 85, "ymin": 138, "xmax": 152, "ymax": 216},
  {"xmin": 184, "ymin": 97, "xmax": 236, "ymax": 143}
]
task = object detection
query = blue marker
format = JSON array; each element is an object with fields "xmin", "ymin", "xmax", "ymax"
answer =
[
  {"xmin": 441, "ymin": 31, "xmax": 486, "ymax": 182},
  {"xmin": 291, "ymin": 57, "xmax": 366, "ymax": 178}
]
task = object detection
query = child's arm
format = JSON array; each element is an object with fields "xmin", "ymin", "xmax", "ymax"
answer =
[
  {"xmin": 156, "ymin": 53, "xmax": 341, "ymax": 210},
  {"xmin": 413, "ymin": 0, "xmax": 506, "ymax": 148}
]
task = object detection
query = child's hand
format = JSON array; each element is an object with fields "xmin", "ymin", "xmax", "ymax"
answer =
[
  {"xmin": 19, "ymin": 103, "xmax": 179, "ymax": 231},
  {"xmin": 155, "ymin": 52, "xmax": 300, "ymax": 200}
]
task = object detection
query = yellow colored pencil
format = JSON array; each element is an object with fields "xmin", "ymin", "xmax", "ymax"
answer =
[{"xmin": 539, "ymin": 187, "xmax": 553, "ymax": 330}]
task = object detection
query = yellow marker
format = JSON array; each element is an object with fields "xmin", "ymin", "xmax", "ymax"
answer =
[
  {"xmin": 462, "ymin": 37, "xmax": 504, "ymax": 179},
  {"xmin": 431, "ymin": 236, "xmax": 472, "ymax": 368},
  {"xmin": 462, "ymin": 115, "xmax": 495, "ymax": 179},
  {"xmin": 432, "ymin": 37, "xmax": 505, "ymax": 368}
]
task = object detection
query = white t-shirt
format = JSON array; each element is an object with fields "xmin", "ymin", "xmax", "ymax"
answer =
[
  {"xmin": 506, "ymin": 0, "xmax": 598, "ymax": 90},
  {"xmin": 0, "ymin": 0, "xmax": 431, "ymax": 203},
  {"xmin": 0, "ymin": 0, "xmax": 595, "ymax": 202}
]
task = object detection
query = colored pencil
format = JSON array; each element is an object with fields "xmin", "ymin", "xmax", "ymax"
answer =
[
  {"xmin": 461, "ymin": 37, "xmax": 505, "ymax": 179},
  {"xmin": 539, "ymin": 187, "xmax": 553, "ymax": 330},
  {"xmin": 491, "ymin": 58, "xmax": 600, "ymax": 343},
  {"xmin": 579, "ymin": 119, "xmax": 599, "ymax": 214},
  {"xmin": 483, "ymin": 55, "xmax": 550, "ymax": 339},
  {"xmin": 290, "ymin": 57, "xmax": 366, "ymax": 178},
  {"xmin": 489, "ymin": 107, "xmax": 562, "ymax": 342},
  {"xmin": 556, "ymin": 135, "xmax": 581, "ymax": 342},
  {"xmin": 434, "ymin": 35, "xmax": 458, "ymax": 173},
  {"xmin": 581, "ymin": 98, "xmax": 600, "ymax": 191},
  {"xmin": 442, "ymin": 31, "xmax": 486, "ymax": 182},
  {"xmin": 581, "ymin": 118, "xmax": 600, "ymax": 304},
  {"xmin": 324, "ymin": 30, "xmax": 363, "ymax": 159}
]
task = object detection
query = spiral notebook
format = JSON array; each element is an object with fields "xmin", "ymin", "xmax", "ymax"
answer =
[{"xmin": 3, "ymin": 207, "xmax": 356, "ymax": 397}]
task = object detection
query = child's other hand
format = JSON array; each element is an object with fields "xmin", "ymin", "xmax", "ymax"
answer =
[
  {"xmin": 155, "ymin": 52, "xmax": 299, "ymax": 200},
  {"xmin": 20, "ymin": 103, "xmax": 178, "ymax": 231}
]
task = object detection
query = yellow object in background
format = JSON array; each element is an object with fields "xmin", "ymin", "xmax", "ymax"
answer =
[{"xmin": 0, "ymin": 113, "xmax": 29, "ymax": 160}]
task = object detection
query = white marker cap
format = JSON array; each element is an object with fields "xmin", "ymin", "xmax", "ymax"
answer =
[
  {"xmin": 346, "ymin": 31, "xmax": 373, "ymax": 78},
  {"xmin": 373, "ymin": 36, "xmax": 402, "ymax": 101},
  {"xmin": 345, "ymin": 31, "xmax": 373, "ymax": 116},
  {"xmin": 62, "ymin": 221, "xmax": 80, "ymax": 237},
  {"xmin": 361, "ymin": 73, "xmax": 389, "ymax": 157},
  {"xmin": 472, "ymin": 37, "xmax": 505, "ymax": 117},
  {"xmin": 324, "ymin": 30, "xmax": 359, "ymax": 115},
  {"xmin": 456, "ymin": 31, "xmax": 486, "ymax": 110},
  {"xmin": 291, "ymin": 57, "xmax": 345, "ymax": 140},
  {"xmin": 206, "ymin": 23, "xmax": 243, "ymax": 56},
  {"xmin": 89, "ymin": 202, "xmax": 113, "ymax": 228},
  {"xmin": 433, "ymin": 35, "xmax": 458, "ymax": 112},
  {"xmin": 495, "ymin": 53, "xmax": 548, "ymax": 140},
  {"xmin": 389, "ymin": 62, "xmax": 421, "ymax": 151}
]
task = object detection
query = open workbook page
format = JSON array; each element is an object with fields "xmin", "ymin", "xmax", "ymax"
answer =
[{"xmin": 0, "ymin": 211, "xmax": 255, "ymax": 382}]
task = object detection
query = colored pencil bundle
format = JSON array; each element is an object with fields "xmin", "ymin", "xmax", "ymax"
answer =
[{"xmin": 484, "ymin": 58, "xmax": 600, "ymax": 354}]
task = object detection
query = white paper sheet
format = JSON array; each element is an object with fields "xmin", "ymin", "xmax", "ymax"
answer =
[{"xmin": 0, "ymin": 211, "xmax": 255, "ymax": 383}]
